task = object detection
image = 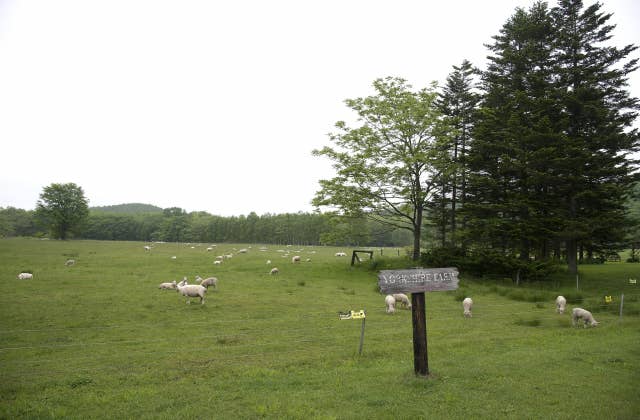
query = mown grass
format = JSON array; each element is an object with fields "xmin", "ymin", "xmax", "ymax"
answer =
[{"xmin": 0, "ymin": 238, "xmax": 639, "ymax": 419}]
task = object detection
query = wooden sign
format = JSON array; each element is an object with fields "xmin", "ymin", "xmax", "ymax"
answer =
[{"xmin": 378, "ymin": 268, "xmax": 459, "ymax": 294}]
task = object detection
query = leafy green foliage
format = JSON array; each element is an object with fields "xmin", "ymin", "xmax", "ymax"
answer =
[
  {"xmin": 35, "ymin": 183, "xmax": 89, "ymax": 239},
  {"xmin": 313, "ymin": 77, "xmax": 451, "ymax": 260}
]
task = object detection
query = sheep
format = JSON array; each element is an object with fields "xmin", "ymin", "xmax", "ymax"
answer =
[
  {"xmin": 17, "ymin": 272, "xmax": 33, "ymax": 280},
  {"xmin": 159, "ymin": 280, "xmax": 177, "ymax": 290},
  {"xmin": 200, "ymin": 276, "xmax": 218, "ymax": 289},
  {"xmin": 292, "ymin": 255, "xmax": 301, "ymax": 263},
  {"xmin": 385, "ymin": 295, "xmax": 396, "ymax": 313},
  {"xmin": 270, "ymin": 267, "xmax": 279, "ymax": 275},
  {"xmin": 178, "ymin": 277, "xmax": 188, "ymax": 287},
  {"xmin": 266, "ymin": 260, "xmax": 271, "ymax": 265},
  {"xmin": 176, "ymin": 282, "xmax": 207, "ymax": 304},
  {"xmin": 335, "ymin": 252, "xmax": 346, "ymax": 257},
  {"xmin": 214, "ymin": 260, "xmax": 222, "ymax": 265},
  {"xmin": 144, "ymin": 245, "xmax": 151, "ymax": 251},
  {"xmin": 572, "ymin": 308, "xmax": 599, "ymax": 328},
  {"xmin": 65, "ymin": 259, "xmax": 75, "ymax": 266},
  {"xmin": 462, "ymin": 297, "xmax": 473, "ymax": 318},
  {"xmin": 393, "ymin": 293, "xmax": 412, "ymax": 309},
  {"xmin": 556, "ymin": 295, "xmax": 567, "ymax": 314}
]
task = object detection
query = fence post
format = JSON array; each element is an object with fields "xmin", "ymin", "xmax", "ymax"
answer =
[
  {"xmin": 576, "ymin": 274, "xmax": 579, "ymax": 291},
  {"xmin": 620, "ymin": 294, "xmax": 624, "ymax": 318}
]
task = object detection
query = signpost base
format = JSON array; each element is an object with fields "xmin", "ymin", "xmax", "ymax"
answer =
[{"xmin": 411, "ymin": 292, "xmax": 428, "ymax": 376}]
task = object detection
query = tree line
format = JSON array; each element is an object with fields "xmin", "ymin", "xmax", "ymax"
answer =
[{"xmin": 0, "ymin": 200, "xmax": 412, "ymax": 247}]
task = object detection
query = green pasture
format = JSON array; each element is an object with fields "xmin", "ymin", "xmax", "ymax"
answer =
[{"xmin": 0, "ymin": 238, "xmax": 639, "ymax": 419}]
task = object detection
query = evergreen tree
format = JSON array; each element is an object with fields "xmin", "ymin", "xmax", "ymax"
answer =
[
  {"xmin": 465, "ymin": 2, "xmax": 560, "ymax": 261},
  {"xmin": 436, "ymin": 59, "xmax": 480, "ymax": 246},
  {"xmin": 551, "ymin": 0, "xmax": 640, "ymax": 273}
]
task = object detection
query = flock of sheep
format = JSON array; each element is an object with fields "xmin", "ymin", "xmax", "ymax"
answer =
[
  {"xmin": 154, "ymin": 244, "xmax": 334, "ymax": 305},
  {"xmin": 384, "ymin": 293, "xmax": 599, "ymax": 328},
  {"xmin": 16, "ymin": 244, "xmax": 600, "ymax": 329}
]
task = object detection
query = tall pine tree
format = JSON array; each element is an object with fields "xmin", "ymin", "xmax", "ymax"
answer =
[
  {"xmin": 436, "ymin": 59, "xmax": 480, "ymax": 247},
  {"xmin": 551, "ymin": 0, "xmax": 640, "ymax": 273}
]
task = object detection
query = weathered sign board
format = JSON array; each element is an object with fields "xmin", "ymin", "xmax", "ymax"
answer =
[
  {"xmin": 378, "ymin": 267, "xmax": 459, "ymax": 377},
  {"xmin": 378, "ymin": 267, "xmax": 459, "ymax": 294}
]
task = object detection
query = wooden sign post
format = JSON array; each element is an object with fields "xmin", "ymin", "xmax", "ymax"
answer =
[{"xmin": 378, "ymin": 267, "xmax": 459, "ymax": 376}]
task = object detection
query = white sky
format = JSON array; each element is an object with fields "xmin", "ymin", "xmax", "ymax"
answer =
[{"xmin": 1, "ymin": 0, "xmax": 638, "ymax": 216}]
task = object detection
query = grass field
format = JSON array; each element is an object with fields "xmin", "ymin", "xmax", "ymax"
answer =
[{"xmin": 1, "ymin": 238, "xmax": 639, "ymax": 419}]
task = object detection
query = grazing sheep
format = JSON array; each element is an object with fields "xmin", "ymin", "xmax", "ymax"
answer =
[
  {"xmin": 270, "ymin": 267, "xmax": 279, "ymax": 275},
  {"xmin": 17, "ymin": 272, "xmax": 33, "ymax": 280},
  {"xmin": 238, "ymin": 248, "xmax": 248, "ymax": 254},
  {"xmin": 214, "ymin": 260, "xmax": 222, "ymax": 265},
  {"xmin": 556, "ymin": 295, "xmax": 567, "ymax": 314},
  {"xmin": 335, "ymin": 252, "xmax": 346, "ymax": 257},
  {"xmin": 292, "ymin": 255, "xmax": 301, "ymax": 263},
  {"xmin": 462, "ymin": 297, "xmax": 473, "ymax": 318},
  {"xmin": 393, "ymin": 293, "xmax": 412, "ymax": 309},
  {"xmin": 200, "ymin": 277, "xmax": 218, "ymax": 289},
  {"xmin": 144, "ymin": 245, "xmax": 151, "ymax": 251},
  {"xmin": 65, "ymin": 259, "xmax": 75, "ymax": 266},
  {"xmin": 572, "ymin": 308, "xmax": 599, "ymax": 327},
  {"xmin": 159, "ymin": 280, "xmax": 177, "ymax": 290},
  {"xmin": 176, "ymin": 282, "xmax": 207, "ymax": 304},
  {"xmin": 385, "ymin": 295, "xmax": 396, "ymax": 313}
]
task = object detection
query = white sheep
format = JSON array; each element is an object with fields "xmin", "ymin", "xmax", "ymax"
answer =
[
  {"xmin": 335, "ymin": 252, "xmax": 346, "ymax": 257},
  {"xmin": 385, "ymin": 295, "xmax": 396, "ymax": 313},
  {"xmin": 572, "ymin": 308, "xmax": 599, "ymax": 327},
  {"xmin": 176, "ymin": 282, "xmax": 207, "ymax": 304},
  {"xmin": 65, "ymin": 259, "xmax": 75, "ymax": 266},
  {"xmin": 213, "ymin": 260, "xmax": 222, "ymax": 265},
  {"xmin": 266, "ymin": 260, "xmax": 271, "ymax": 265},
  {"xmin": 556, "ymin": 295, "xmax": 567, "ymax": 314},
  {"xmin": 462, "ymin": 297, "xmax": 473, "ymax": 318},
  {"xmin": 270, "ymin": 267, "xmax": 279, "ymax": 275},
  {"xmin": 393, "ymin": 293, "xmax": 412, "ymax": 309},
  {"xmin": 17, "ymin": 272, "xmax": 33, "ymax": 280},
  {"xmin": 144, "ymin": 245, "xmax": 151, "ymax": 251},
  {"xmin": 159, "ymin": 280, "xmax": 177, "ymax": 290},
  {"xmin": 200, "ymin": 276, "xmax": 218, "ymax": 289},
  {"xmin": 178, "ymin": 277, "xmax": 188, "ymax": 287},
  {"xmin": 292, "ymin": 255, "xmax": 301, "ymax": 263}
]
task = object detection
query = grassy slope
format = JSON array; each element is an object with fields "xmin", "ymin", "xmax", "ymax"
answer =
[{"xmin": 0, "ymin": 238, "xmax": 639, "ymax": 419}]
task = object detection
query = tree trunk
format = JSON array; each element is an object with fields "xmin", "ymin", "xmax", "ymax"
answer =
[
  {"xmin": 567, "ymin": 238, "xmax": 578, "ymax": 275},
  {"xmin": 413, "ymin": 206, "xmax": 423, "ymax": 261}
]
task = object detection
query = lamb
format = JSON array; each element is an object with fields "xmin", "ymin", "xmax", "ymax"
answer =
[
  {"xmin": 200, "ymin": 276, "xmax": 218, "ymax": 289},
  {"xmin": 393, "ymin": 293, "xmax": 412, "ymax": 309},
  {"xmin": 555, "ymin": 295, "xmax": 567, "ymax": 314},
  {"xmin": 292, "ymin": 255, "xmax": 301, "ymax": 263},
  {"xmin": 572, "ymin": 308, "xmax": 599, "ymax": 327},
  {"xmin": 159, "ymin": 280, "xmax": 177, "ymax": 290},
  {"xmin": 270, "ymin": 267, "xmax": 279, "ymax": 275},
  {"xmin": 176, "ymin": 282, "xmax": 207, "ymax": 304},
  {"xmin": 65, "ymin": 259, "xmax": 75, "ymax": 266},
  {"xmin": 17, "ymin": 272, "xmax": 33, "ymax": 280},
  {"xmin": 214, "ymin": 260, "xmax": 222, "ymax": 265},
  {"xmin": 385, "ymin": 295, "xmax": 396, "ymax": 313},
  {"xmin": 462, "ymin": 297, "xmax": 473, "ymax": 318}
]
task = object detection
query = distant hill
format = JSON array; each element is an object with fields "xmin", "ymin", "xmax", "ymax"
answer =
[{"xmin": 90, "ymin": 203, "xmax": 163, "ymax": 214}]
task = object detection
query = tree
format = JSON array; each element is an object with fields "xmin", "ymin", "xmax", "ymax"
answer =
[
  {"xmin": 465, "ymin": 2, "xmax": 560, "ymax": 263},
  {"xmin": 35, "ymin": 183, "xmax": 89, "ymax": 239},
  {"xmin": 313, "ymin": 77, "xmax": 450, "ymax": 260},
  {"xmin": 435, "ymin": 59, "xmax": 480, "ymax": 246},
  {"xmin": 551, "ymin": 0, "xmax": 640, "ymax": 273}
]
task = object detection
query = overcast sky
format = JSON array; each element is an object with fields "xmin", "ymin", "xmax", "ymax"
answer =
[{"xmin": 1, "ymin": 0, "xmax": 638, "ymax": 216}]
